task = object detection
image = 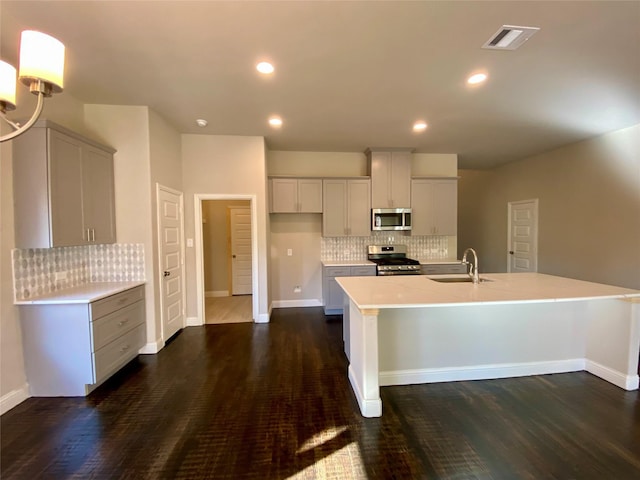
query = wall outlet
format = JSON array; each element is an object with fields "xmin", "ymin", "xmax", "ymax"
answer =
[
  {"xmin": 294, "ymin": 286, "xmax": 301, "ymax": 293},
  {"xmin": 55, "ymin": 271, "xmax": 68, "ymax": 281},
  {"xmin": 287, "ymin": 248, "xmax": 293, "ymax": 256}
]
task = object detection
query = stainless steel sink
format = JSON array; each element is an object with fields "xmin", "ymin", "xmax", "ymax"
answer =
[{"xmin": 428, "ymin": 276, "xmax": 493, "ymax": 283}]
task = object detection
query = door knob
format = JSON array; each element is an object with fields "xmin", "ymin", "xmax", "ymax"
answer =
[
  {"xmin": 509, "ymin": 251, "xmax": 514, "ymax": 255},
  {"xmin": 232, "ymin": 255, "xmax": 236, "ymax": 258},
  {"xmin": 164, "ymin": 271, "xmax": 170, "ymax": 277}
]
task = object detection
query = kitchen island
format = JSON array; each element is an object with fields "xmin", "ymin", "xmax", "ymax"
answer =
[{"xmin": 336, "ymin": 273, "xmax": 640, "ymax": 417}]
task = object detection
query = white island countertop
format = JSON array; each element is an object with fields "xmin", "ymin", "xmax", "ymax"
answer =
[
  {"xmin": 337, "ymin": 272, "xmax": 640, "ymax": 309},
  {"xmin": 15, "ymin": 281, "xmax": 146, "ymax": 305}
]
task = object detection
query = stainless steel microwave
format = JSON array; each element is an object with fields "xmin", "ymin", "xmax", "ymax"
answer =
[{"xmin": 372, "ymin": 208, "xmax": 412, "ymax": 231}]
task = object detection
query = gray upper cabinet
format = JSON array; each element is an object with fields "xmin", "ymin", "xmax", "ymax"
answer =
[
  {"xmin": 322, "ymin": 179, "xmax": 371, "ymax": 236},
  {"xmin": 367, "ymin": 149, "xmax": 412, "ymax": 209},
  {"xmin": 411, "ymin": 178, "xmax": 458, "ymax": 236},
  {"xmin": 13, "ymin": 120, "xmax": 117, "ymax": 248},
  {"xmin": 270, "ymin": 178, "xmax": 323, "ymax": 213}
]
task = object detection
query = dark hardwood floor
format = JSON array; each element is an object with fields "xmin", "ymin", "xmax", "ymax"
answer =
[{"xmin": 2, "ymin": 307, "xmax": 639, "ymax": 479}]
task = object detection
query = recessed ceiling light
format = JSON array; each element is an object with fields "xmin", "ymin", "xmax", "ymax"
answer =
[
  {"xmin": 413, "ymin": 121, "xmax": 428, "ymax": 132},
  {"xmin": 467, "ymin": 73, "xmax": 488, "ymax": 85},
  {"xmin": 196, "ymin": 119, "xmax": 208, "ymax": 127},
  {"xmin": 256, "ymin": 62, "xmax": 274, "ymax": 74},
  {"xmin": 268, "ymin": 116, "xmax": 283, "ymax": 128}
]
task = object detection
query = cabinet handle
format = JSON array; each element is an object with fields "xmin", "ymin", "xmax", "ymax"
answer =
[
  {"xmin": 85, "ymin": 228, "xmax": 90, "ymax": 242},
  {"xmin": 120, "ymin": 344, "xmax": 130, "ymax": 353},
  {"xmin": 118, "ymin": 318, "xmax": 130, "ymax": 327},
  {"xmin": 91, "ymin": 228, "xmax": 96, "ymax": 242}
]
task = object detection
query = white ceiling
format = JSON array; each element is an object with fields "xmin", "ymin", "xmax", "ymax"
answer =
[{"xmin": 1, "ymin": 1, "xmax": 639, "ymax": 169}]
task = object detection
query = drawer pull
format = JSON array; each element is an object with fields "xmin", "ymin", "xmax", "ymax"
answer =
[
  {"xmin": 120, "ymin": 344, "xmax": 130, "ymax": 353},
  {"xmin": 118, "ymin": 318, "xmax": 130, "ymax": 327},
  {"xmin": 118, "ymin": 298, "xmax": 127, "ymax": 304}
]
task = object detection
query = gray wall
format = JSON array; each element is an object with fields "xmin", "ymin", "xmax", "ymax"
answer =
[{"xmin": 458, "ymin": 124, "xmax": 640, "ymax": 289}]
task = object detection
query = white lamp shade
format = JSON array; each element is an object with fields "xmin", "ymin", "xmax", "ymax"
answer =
[
  {"xmin": 0, "ymin": 60, "xmax": 17, "ymax": 108},
  {"xmin": 18, "ymin": 30, "xmax": 65, "ymax": 92}
]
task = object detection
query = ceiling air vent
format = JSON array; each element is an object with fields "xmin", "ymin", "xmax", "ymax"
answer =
[{"xmin": 482, "ymin": 25, "xmax": 540, "ymax": 50}]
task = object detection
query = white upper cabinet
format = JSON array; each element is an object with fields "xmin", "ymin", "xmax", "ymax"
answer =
[
  {"xmin": 270, "ymin": 178, "xmax": 323, "ymax": 213},
  {"xmin": 411, "ymin": 178, "xmax": 458, "ymax": 236},
  {"xmin": 13, "ymin": 120, "xmax": 117, "ymax": 248},
  {"xmin": 322, "ymin": 179, "xmax": 371, "ymax": 236},
  {"xmin": 367, "ymin": 149, "xmax": 412, "ymax": 209}
]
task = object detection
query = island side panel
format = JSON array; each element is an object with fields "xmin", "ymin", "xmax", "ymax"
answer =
[
  {"xmin": 347, "ymin": 300, "xmax": 382, "ymax": 418},
  {"xmin": 584, "ymin": 299, "xmax": 640, "ymax": 390},
  {"xmin": 377, "ymin": 302, "xmax": 588, "ymax": 386}
]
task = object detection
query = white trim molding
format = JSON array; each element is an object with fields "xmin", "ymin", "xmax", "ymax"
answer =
[
  {"xmin": 186, "ymin": 316, "xmax": 202, "ymax": 327},
  {"xmin": 138, "ymin": 339, "xmax": 165, "ymax": 355},
  {"xmin": 380, "ymin": 359, "xmax": 586, "ymax": 386},
  {"xmin": 271, "ymin": 299, "xmax": 323, "ymax": 309},
  {"xmin": 586, "ymin": 360, "xmax": 639, "ymax": 391},
  {"xmin": 0, "ymin": 383, "xmax": 29, "ymax": 415}
]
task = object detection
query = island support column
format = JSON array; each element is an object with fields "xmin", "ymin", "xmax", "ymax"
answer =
[{"xmin": 347, "ymin": 299, "xmax": 382, "ymax": 417}]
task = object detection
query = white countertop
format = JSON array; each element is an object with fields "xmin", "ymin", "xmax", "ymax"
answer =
[
  {"xmin": 336, "ymin": 273, "xmax": 640, "ymax": 309},
  {"xmin": 15, "ymin": 281, "xmax": 146, "ymax": 305},
  {"xmin": 322, "ymin": 260, "xmax": 375, "ymax": 267}
]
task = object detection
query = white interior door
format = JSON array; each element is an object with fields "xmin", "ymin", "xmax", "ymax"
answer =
[
  {"xmin": 157, "ymin": 186, "xmax": 185, "ymax": 339},
  {"xmin": 508, "ymin": 199, "xmax": 538, "ymax": 272},
  {"xmin": 230, "ymin": 207, "xmax": 252, "ymax": 295}
]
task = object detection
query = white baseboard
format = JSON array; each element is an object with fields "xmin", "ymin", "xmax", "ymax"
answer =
[
  {"xmin": 586, "ymin": 360, "xmax": 639, "ymax": 390},
  {"xmin": 138, "ymin": 339, "xmax": 165, "ymax": 354},
  {"xmin": 206, "ymin": 290, "xmax": 229, "ymax": 298},
  {"xmin": 0, "ymin": 383, "xmax": 29, "ymax": 415},
  {"xmin": 379, "ymin": 359, "xmax": 586, "ymax": 387},
  {"xmin": 186, "ymin": 316, "xmax": 202, "ymax": 327},
  {"xmin": 271, "ymin": 299, "xmax": 323, "ymax": 308}
]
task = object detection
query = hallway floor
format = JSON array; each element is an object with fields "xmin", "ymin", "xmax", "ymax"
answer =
[
  {"xmin": 205, "ymin": 294, "xmax": 252, "ymax": 324},
  {"xmin": 2, "ymin": 308, "xmax": 639, "ymax": 479}
]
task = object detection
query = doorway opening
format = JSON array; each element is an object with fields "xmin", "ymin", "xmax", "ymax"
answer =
[{"xmin": 194, "ymin": 195, "xmax": 258, "ymax": 325}]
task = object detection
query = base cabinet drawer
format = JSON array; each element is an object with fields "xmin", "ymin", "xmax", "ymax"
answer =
[
  {"xmin": 91, "ymin": 285, "xmax": 144, "ymax": 319},
  {"xmin": 94, "ymin": 324, "xmax": 145, "ymax": 383},
  {"xmin": 92, "ymin": 300, "xmax": 145, "ymax": 351}
]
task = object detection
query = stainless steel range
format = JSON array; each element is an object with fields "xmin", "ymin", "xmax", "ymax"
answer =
[{"xmin": 367, "ymin": 245, "xmax": 421, "ymax": 276}]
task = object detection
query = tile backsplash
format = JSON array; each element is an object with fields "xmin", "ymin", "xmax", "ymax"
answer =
[
  {"xmin": 12, "ymin": 243, "xmax": 145, "ymax": 301},
  {"xmin": 321, "ymin": 233, "xmax": 449, "ymax": 262}
]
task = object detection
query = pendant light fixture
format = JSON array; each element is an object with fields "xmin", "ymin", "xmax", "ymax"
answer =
[{"xmin": 0, "ymin": 30, "xmax": 65, "ymax": 143}]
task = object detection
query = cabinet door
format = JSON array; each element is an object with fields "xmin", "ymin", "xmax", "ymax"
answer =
[
  {"xmin": 83, "ymin": 146, "xmax": 117, "ymax": 244},
  {"xmin": 298, "ymin": 179, "xmax": 323, "ymax": 213},
  {"xmin": 48, "ymin": 130, "xmax": 86, "ymax": 246},
  {"xmin": 390, "ymin": 151, "xmax": 411, "ymax": 208},
  {"xmin": 323, "ymin": 180, "xmax": 348, "ymax": 236},
  {"xmin": 411, "ymin": 179, "xmax": 457, "ymax": 235},
  {"xmin": 432, "ymin": 180, "xmax": 457, "ymax": 235},
  {"xmin": 270, "ymin": 178, "xmax": 298, "ymax": 213},
  {"xmin": 370, "ymin": 151, "xmax": 392, "ymax": 208},
  {"xmin": 347, "ymin": 179, "xmax": 371, "ymax": 236}
]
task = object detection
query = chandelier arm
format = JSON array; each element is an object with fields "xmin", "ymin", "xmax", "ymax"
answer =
[
  {"xmin": 0, "ymin": 113, "xmax": 22, "ymax": 130},
  {"xmin": 0, "ymin": 91, "xmax": 45, "ymax": 143}
]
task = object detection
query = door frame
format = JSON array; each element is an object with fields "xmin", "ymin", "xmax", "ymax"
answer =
[
  {"xmin": 507, "ymin": 198, "xmax": 539, "ymax": 273},
  {"xmin": 155, "ymin": 183, "xmax": 187, "ymax": 342},
  {"xmin": 194, "ymin": 194, "xmax": 258, "ymax": 325}
]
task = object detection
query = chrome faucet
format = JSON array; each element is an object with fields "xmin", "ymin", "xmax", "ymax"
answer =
[{"xmin": 462, "ymin": 248, "xmax": 480, "ymax": 284}]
